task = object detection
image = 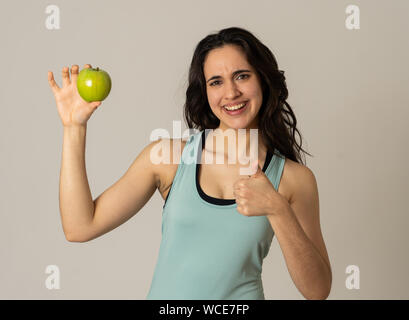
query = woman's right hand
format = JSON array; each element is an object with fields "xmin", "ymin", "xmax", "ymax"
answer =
[{"xmin": 48, "ymin": 64, "xmax": 102, "ymax": 128}]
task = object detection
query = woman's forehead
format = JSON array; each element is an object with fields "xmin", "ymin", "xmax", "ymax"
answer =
[
  {"xmin": 204, "ymin": 58, "xmax": 252, "ymax": 77},
  {"xmin": 205, "ymin": 46, "xmax": 247, "ymax": 65}
]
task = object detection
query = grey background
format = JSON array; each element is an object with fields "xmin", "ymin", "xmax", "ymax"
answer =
[{"xmin": 1, "ymin": 0, "xmax": 408, "ymax": 299}]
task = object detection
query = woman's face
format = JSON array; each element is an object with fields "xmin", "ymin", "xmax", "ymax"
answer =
[{"xmin": 203, "ymin": 44, "xmax": 263, "ymax": 131}]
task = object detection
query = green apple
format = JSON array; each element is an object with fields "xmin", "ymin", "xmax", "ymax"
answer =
[{"xmin": 77, "ymin": 67, "xmax": 112, "ymax": 102}]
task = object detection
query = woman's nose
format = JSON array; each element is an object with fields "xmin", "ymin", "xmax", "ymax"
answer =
[{"xmin": 224, "ymin": 80, "xmax": 241, "ymax": 98}]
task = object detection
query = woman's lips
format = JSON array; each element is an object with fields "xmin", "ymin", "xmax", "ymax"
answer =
[{"xmin": 223, "ymin": 101, "xmax": 248, "ymax": 116}]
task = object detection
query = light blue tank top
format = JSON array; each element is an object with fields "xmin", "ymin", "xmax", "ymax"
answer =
[{"xmin": 146, "ymin": 130, "xmax": 286, "ymax": 300}]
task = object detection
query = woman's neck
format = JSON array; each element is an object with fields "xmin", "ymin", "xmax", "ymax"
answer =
[{"xmin": 203, "ymin": 127, "xmax": 266, "ymax": 165}]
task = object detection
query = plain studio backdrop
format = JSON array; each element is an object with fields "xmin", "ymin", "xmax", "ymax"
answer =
[{"xmin": 0, "ymin": 0, "xmax": 408, "ymax": 299}]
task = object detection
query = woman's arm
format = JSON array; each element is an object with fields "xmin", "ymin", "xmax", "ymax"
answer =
[
  {"xmin": 69, "ymin": 140, "xmax": 162, "ymax": 242},
  {"xmin": 267, "ymin": 165, "xmax": 332, "ymax": 300}
]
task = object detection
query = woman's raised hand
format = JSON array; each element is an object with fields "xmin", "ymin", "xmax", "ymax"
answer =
[{"xmin": 48, "ymin": 64, "xmax": 102, "ymax": 128}]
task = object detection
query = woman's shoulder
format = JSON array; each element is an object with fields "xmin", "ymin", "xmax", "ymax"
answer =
[
  {"xmin": 280, "ymin": 157, "xmax": 315, "ymax": 205},
  {"xmin": 153, "ymin": 137, "xmax": 189, "ymax": 198}
]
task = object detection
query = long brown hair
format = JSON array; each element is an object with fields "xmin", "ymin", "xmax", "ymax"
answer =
[{"xmin": 183, "ymin": 27, "xmax": 312, "ymax": 165}]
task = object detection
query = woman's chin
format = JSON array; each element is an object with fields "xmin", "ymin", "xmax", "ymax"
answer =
[{"xmin": 221, "ymin": 121, "xmax": 251, "ymax": 130}]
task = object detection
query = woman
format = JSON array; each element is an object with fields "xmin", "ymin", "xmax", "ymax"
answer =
[{"xmin": 48, "ymin": 27, "xmax": 332, "ymax": 300}]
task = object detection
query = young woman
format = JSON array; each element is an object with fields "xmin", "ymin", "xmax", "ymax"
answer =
[{"xmin": 48, "ymin": 27, "xmax": 332, "ymax": 300}]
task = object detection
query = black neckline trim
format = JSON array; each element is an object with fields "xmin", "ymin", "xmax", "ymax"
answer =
[{"xmin": 196, "ymin": 130, "xmax": 273, "ymax": 205}]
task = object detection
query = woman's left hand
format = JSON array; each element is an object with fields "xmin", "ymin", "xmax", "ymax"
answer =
[{"xmin": 233, "ymin": 160, "xmax": 289, "ymax": 217}]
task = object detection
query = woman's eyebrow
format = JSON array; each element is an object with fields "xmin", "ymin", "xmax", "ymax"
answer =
[{"xmin": 206, "ymin": 69, "xmax": 251, "ymax": 83}]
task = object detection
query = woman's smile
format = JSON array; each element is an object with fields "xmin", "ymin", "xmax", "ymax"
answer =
[{"xmin": 222, "ymin": 101, "xmax": 248, "ymax": 116}]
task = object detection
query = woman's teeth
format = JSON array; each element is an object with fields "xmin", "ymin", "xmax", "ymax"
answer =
[{"xmin": 224, "ymin": 102, "xmax": 246, "ymax": 111}]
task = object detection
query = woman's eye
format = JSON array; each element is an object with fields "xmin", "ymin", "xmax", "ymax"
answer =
[
  {"xmin": 210, "ymin": 74, "xmax": 249, "ymax": 86},
  {"xmin": 238, "ymin": 74, "xmax": 249, "ymax": 80}
]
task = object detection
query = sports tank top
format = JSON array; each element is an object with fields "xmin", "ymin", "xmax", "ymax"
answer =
[{"xmin": 146, "ymin": 130, "xmax": 286, "ymax": 300}]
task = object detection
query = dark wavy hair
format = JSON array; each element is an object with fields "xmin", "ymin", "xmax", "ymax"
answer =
[{"xmin": 183, "ymin": 27, "xmax": 312, "ymax": 165}]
